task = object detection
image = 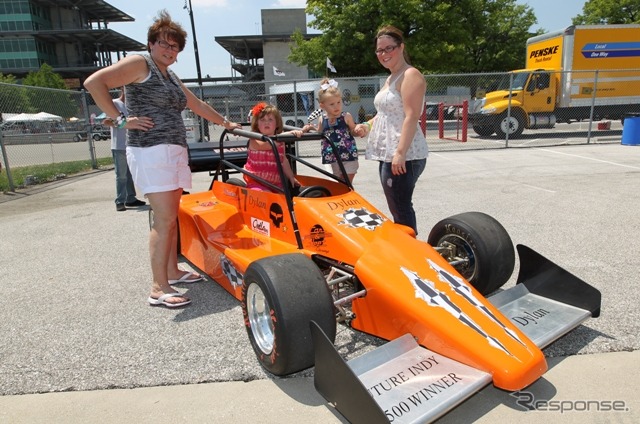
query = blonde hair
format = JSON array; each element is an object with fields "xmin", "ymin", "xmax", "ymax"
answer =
[
  {"xmin": 250, "ymin": 103, "xmax": 284, "ymax": 134},
  {"xmin": 317, "ymin": 78, "xmax": 341, "ymax": 103}
]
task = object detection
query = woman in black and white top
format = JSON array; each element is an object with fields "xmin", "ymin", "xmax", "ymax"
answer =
[{"xmin": 85, "ymin": 9, "xmax": 240, "ymax": 309}]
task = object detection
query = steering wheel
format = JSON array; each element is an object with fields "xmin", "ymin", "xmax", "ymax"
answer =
[{"xmin": 297, "ymin": 185, "xmax": 331, "ymax": 198}]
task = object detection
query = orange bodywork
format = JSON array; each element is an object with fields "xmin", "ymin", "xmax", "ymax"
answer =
[{"xmin": 178, "ymin": 174, "xmax": 547, "ymax": 391}]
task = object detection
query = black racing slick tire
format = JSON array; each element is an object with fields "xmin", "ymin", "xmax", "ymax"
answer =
[
  {"xmin": 427, "ymin": 212, "xmax": 515, "ymax": 295},
  {"xmin": 242, "ymin": 254, "xmax": 336, "ymax": 376}
]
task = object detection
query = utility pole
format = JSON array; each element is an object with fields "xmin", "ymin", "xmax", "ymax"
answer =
[{"xmin": 184, "ymin": 0, "xmax": 207, "ymax": 141}]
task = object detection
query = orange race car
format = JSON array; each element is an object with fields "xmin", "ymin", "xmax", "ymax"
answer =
[{"xmin": 170, "ymin": 127, "xmax": 601, "ymax": 423}]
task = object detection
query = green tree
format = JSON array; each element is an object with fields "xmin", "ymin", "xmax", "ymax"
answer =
[
  {"xmin": 0, "ymin": 73, "xmax": 33, "ymax": 115},
  {"xmin": 290, "ymin": 0, "xmax": 540, "ymax": 76},
  {"xmin": 573, "ymin": 0, "xmax": 640, "ymax": 24},
  {"xmin": 22, "ymin": 64, "xmax": 78, "ymax": 118}
]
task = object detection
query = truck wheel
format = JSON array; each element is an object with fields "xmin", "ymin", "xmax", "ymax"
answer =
[
  {"xmin": 242, "ymin": 254, "xmax": 336, "ymax": 376},
  {"xmin": 92, "ymin": 133, "xmax": 101, "ymax": 141},
  {"xmin": 495, "ymin": 111, "xmax": 525, "ymax": 138},
  {"xmin": 427, "ymin": 212, "xmax": 515, "ymax": 295},
  {"xmin": 73, "ymin": 134, "xmax": 81, "ymax": 142},
  {"xmin": 473, "ymin": 125, "xmax": 495, "ymax": 137}
]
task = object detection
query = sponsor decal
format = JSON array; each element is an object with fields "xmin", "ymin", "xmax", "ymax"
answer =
[
  {"xmin": 302, "ymin": 224, "xmax": 332, "ymax": 247},
  {"xmin": 337, "ymin": 207, "xmax": 386, "ymax": 231},
  {"xmin": 251, "ymin": 217, "xmax": 270, "ymax": 236},
  {"xmin": 223, "ymin": 188, "xmax": 238, "ymax": 198},
  {"xmin": 269, "ymin": 203, "xmax": 284, "ymax": 228}
]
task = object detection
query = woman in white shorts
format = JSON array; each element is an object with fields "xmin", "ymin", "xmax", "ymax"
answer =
[{"xmin": 84, "ymin": 10, "xmax": 239, "ymax": 308}]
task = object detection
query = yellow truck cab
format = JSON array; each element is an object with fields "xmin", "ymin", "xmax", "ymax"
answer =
[{"xmin": 469, "ymin": 24, "xmax": 640, "ymax": 138}]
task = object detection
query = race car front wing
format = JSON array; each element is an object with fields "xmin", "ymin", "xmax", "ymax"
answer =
[{"xmin": 311, "ymin": 244, "xmax": 601, "ymax": 423}]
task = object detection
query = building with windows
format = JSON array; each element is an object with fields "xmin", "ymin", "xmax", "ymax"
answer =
[
  {"xmin": 214, "ymin": 8, "xmax": 318, "ymax": 83},
  {"xmin": 0, "ymin": 0, "xmax": 145, "ymax": 86}
]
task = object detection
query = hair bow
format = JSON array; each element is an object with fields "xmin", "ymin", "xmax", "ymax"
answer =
[
  {"xmin": 252, "ymin": 102, "xmax": 267, "ymax": 117},
  {"xmin": 320, "ymin": 79, "xmax": 338, "ymax": 90}
]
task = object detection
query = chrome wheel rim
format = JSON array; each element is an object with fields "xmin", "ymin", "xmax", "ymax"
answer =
[{"xmin": 246, "ymin": 283, "xmax": 274, "ymax": 354}]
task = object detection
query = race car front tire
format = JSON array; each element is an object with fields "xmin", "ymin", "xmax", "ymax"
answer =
[
  {"xmin": 242, "ymin": 254, "xmax": 336, "ymax": 376},
  {"xmin": 427, "ymin": 211, "xmax": 515, "ymax": 295}
]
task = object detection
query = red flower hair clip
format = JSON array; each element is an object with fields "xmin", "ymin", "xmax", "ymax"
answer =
[{"xmin": 252, "ymin": 102, "xmax": 267, "ymax": 117}]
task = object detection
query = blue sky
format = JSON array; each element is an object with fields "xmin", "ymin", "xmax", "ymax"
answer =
[{"xmin": 106, "ymin": 0, "xmax": 588, "ymax": 79}]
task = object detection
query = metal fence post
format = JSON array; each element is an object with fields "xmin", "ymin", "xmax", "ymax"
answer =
[
  {"xmin": 505, "ymin": 73, "xmax": 514, "ymax": 148},
  {"xmin": 0, "ymin": 128, "xmax": 16, "ymax": 191},
  {"xmin": 81, "ymin": 89, "xmax": 97, "ymax": 168},
  {"xmin": 586, "ymin": 70, "xmax": 599, "ymax": 144}
]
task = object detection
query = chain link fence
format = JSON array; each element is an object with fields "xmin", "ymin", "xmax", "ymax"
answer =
[{"xmin": 2, "ymin": 69, "xmax": 638, "ymax": 191}]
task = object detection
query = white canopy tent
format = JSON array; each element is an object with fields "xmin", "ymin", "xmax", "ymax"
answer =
[{"xmin": 4, "ymin": 112, "xmax": 63, "ymax": 122}]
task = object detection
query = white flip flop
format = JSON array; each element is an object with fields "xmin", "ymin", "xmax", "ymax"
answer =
[
  {"xmin": 148, "ymin": 292, "xmax": 191, "ymax": 308},
  {"xmin": 169, "ymin": 271, "xmax": 205, "ymax": 285}
]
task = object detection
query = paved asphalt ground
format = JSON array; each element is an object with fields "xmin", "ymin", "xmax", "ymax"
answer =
[{"xmin": 1, "ymin": 142, "xmax": 639, "ymax": 423}]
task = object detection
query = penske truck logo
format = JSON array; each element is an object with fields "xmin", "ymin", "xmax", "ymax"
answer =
[
  {"xmin": 529, "ymin": 45, "xmax": 559, "ymax": 59},
  {"xmin": 581, "ymin": 42, "xmax": 640, "ymax": 58}
]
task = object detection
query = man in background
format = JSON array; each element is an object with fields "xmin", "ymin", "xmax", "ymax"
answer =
[{"xmin": 108, "ymin": 88, "xmax": 144, "ymax": 211}]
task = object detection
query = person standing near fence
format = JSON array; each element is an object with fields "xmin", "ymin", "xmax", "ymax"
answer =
[
  {"xmin": 84, "ymin": 9, "xmax": 240, "ymax": 309},
  {"xmin": 356, "ymin": 25, "xmax": 428, "ymax": 235},
  {"xmin": 108, "ymin": 88, "xmax": 145, "ymax": 212}
]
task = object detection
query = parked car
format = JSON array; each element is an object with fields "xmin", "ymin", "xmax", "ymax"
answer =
[
  {"xmin": 425, "ymin": 102, "xmax": 458, "ymax": 120},
  {"xmin": 91, "ymin": 125, "xmax": 110, "ymax": 141},
  {"xmin": 72, "ymin": 125, "xmax": 110, "ymax": 142}
]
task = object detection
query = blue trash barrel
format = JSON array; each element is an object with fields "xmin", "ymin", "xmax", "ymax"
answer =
[{"xmin": 621, "ymin": 113, "xmax": 640, "ymax": 146}]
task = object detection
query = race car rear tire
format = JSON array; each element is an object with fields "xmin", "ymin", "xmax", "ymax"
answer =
[
  {"xmin": 427, "ymin": 212, "xmax": 515, "ymax": 295},
  {"xmin": 242, "ymin": 254, "xmax": 336, "ymax": 376}
]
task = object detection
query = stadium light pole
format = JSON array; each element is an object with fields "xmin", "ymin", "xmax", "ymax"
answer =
[{"xmin": 184, "ymin": 0, "xmax": 206, "ymax": 141}]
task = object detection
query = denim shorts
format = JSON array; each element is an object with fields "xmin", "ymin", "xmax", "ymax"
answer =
[{"xmin": 126, "ymin": 144, "xmax": 192, "ymax": 196}]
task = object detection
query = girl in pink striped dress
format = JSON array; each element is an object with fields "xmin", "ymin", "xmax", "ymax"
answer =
[{"xmin": 244, "ymin": 103, "xmax": 302, "ymax": 191}]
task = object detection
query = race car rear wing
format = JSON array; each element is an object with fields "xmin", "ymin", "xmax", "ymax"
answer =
[{"xmin": 311, "ymin": 244, "xmax": 601, "ymax": 423}]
